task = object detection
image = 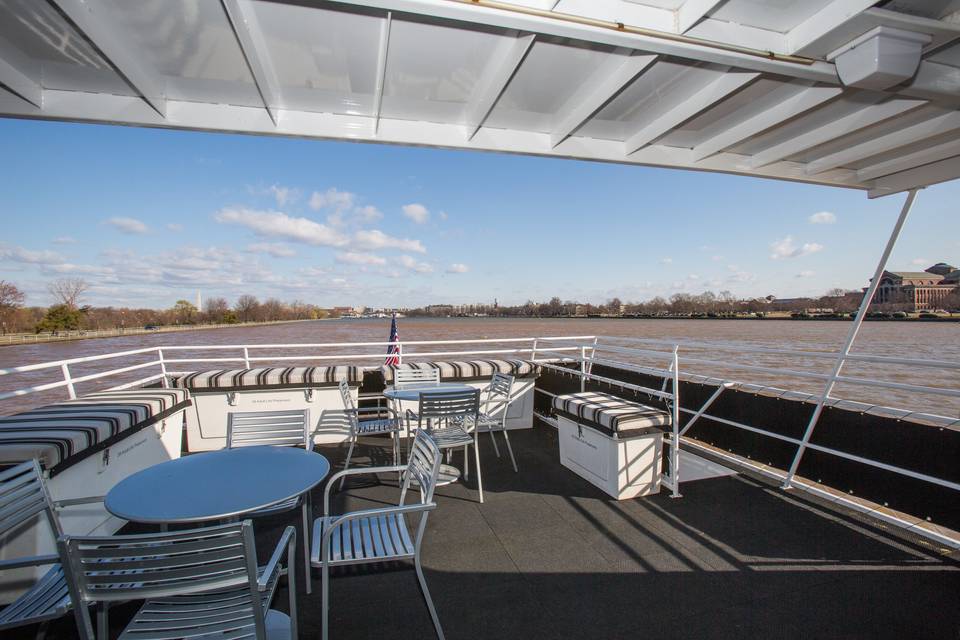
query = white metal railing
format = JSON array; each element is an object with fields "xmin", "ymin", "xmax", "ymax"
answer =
[{"xmin": 0, "ymin": 332, "xmax": 957, "ymax": 543}]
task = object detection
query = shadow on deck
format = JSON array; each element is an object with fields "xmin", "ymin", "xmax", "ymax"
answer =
[{"xmin": 13, "ymin": 426, "xmax": 960, "ymax": 639}]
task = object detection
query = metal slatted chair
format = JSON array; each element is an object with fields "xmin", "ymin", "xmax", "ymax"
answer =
[
  {"xmin": 338, "ymin": 379, "xmax": 404, "ymax": 489},
  {"xmin": 59, "ymin": 520, "xmax": 298, "ymax": 640},
  {"xmin": 416, "ymin": 388, "xmax": 483, "ymax": 502},
  {"xmin": 0, "ymin": 459, "xmax": 104, "ymax": 636},
  {"xmin": 393, "ymin": 367, "xmax": 441, "ymax": 388},
  {"xmin": 473, "ymin": 373, "xmax": 519, "ymax": 472},
  {"xmin": 227, "ymin": 409, "xmax": 314, "ymax": 594},
  {"xmin": 311, "ymin": 430, "xmax": 444, "ymax": 640}
]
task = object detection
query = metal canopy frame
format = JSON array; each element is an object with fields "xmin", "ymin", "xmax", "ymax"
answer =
[{"xmin": 0, "ymin": 0, "xmax": 958, "ymax": 195}]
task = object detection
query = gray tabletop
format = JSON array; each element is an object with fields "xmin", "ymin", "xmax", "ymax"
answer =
[
  {"xmin": 105, "ymin": 447, "xmax": 330, "ymax": 524},
  {"xmin": 383, "ymin": 382, "xmax": 477, "ymax": 402}
]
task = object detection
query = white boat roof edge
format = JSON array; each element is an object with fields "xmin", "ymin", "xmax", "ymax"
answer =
[{"xmin": 0, "ymin": 0, "xmax": 959, "ymax": 197}]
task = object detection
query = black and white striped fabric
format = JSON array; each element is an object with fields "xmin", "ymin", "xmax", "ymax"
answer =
[
  {"xmin": 172, "ymin": 366, "xmax": 363, "ymax": 392},
  {"xmin": 0, "ymin": 389, "xmax": 190, "ymax": 475},
  {"xmin": 553, "ymin": 391, "xmax": 670, "ymax": 438},
  {"xmin": 381, "ymin": 359, "xmax": 539, "ymax": 383}
]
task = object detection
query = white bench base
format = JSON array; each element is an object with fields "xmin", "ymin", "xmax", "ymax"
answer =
[
  {"xmin": 557, "ymin": 415, "xmax": 662, "ymax": 500},
  {"xmin": 0, "ymin": 411, "xmax": 185, "ymax": 604}
]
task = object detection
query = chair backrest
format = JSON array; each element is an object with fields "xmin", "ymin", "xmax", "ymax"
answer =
[
  {"xmin": 394, "ymin": 367, "xmax": 441, "ymax": 387},
  {"xmin": 0, "ymin": 459, "xmax": 61, "ymax": 545},
  {"xmin": 226, "ymin": 409, "xmax": 311, "ymax": 449},
  {"xmin": 60, "ymin": 521, "xmax": 267, "ymax": 640},
  {"xmin": 399, "ymin": 430, "xmax": 443, "ymax": 505},
  {"xmin": 484, "ymin": 373, "xmax": 515, "ymax": 413},
  {"xmin": 417, "ymin": 388, "xmax": 480, "ymax": 431}
]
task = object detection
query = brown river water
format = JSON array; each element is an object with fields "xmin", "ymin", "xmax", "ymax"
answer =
[{"xmin": 0, "ymin": 318, "xmax": 957, "ymax": 417}]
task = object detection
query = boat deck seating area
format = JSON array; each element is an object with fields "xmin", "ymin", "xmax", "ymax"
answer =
[
  {"xmin": 0, "ymin": 389, "xmax": 190, "ymax": 475},
  {"xmin": 552, "ymin": 391, "xmax": 671, "ymax": 439},
  {"xmin": 380, "ymin": 359, "xmax": 539, "ymax": 384},
  {"xmin": 170, "ymin": 366, "xmax": 365, "ymax": 392}
]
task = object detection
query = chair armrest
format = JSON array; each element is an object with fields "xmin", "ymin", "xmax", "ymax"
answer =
[
  {"xmin": 323, "ymin": 465, "xmax": 407, "ymax": 515},
  {"xmin": 258, "ymin": 526, "xmax": 296, "ymax": 591},
  {"xmin": 0, "ymin": 553, "xmax": 60, "ymax": 571},
  {"xmin": 54, "ymin": 496, "xmax": 106, "ymax": 509}
]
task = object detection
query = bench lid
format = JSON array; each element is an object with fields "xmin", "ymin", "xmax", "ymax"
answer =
[{"xmin": 553, "ymin": 391, "xmax": 670, "ymax": 438}]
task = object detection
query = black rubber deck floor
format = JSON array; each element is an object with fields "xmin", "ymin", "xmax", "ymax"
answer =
[{"xmin": 9, "ymin": 425, "xmax": 960, "ymax": 639}]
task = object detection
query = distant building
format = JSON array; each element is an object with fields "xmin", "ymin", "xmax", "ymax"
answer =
[{"xmin": 873, "ymin": 263, "xmax": 959, "ymax": 310}]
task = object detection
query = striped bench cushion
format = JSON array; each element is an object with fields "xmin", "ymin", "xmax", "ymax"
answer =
[
  {"xmin": 172, "ymin": 366, "xmax": 363, "ymax": 392},
  {"xmin": 553, "ymin": 391, "xmax": 670, "ymax": 438},
  {"xmin": 0, "ymin": 389, "xmax": 190, "ymax": 475},
  {"xmin": 381, "ymin": 359, "xmax": 540, "ymax": 383}
]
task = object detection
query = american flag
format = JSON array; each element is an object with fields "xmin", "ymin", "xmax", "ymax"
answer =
[{"xmin": 384, "ymin": 313, "xmax": 400, "ymax": 366}]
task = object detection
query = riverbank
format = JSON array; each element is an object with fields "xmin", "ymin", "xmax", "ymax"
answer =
[{"xmin": 0, "ymin": 319, "xmax": 312, "ymax": 346}]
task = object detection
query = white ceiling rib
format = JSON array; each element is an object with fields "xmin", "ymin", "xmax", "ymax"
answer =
[{"xmin": 0, "ymin": 0, "xmax": 959, "ymax": 197}]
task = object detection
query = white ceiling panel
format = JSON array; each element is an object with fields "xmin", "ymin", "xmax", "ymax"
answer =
[{"xmin": 708, "ymin": 0, "xmax": 834, "ymax": 34}]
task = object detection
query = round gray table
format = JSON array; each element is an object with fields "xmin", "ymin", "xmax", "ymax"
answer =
[
  {"xmin": 105, "ymin": 447, "xmax": 330, "ymax": 524},
  {"xmin": 383, "ymin": 382, "xmax": 478, "ymax": 485}
]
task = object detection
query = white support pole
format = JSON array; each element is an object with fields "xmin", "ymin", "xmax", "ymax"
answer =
[
  {"xmin": 586, "ymin": 337, "xmax": 598, "ymax": 375},
  {"xmin": 397, "ymin": 342, "xmax": 403, "ymax": 365},
  {"xmin": 669, "ymin": 346, "xmax": 681, "ymax": 498},
  {"xmin": 783, "ymin": 188, "xmax": 919, "ymax": 489},
  {"xmin": 243, "ymin": 347, "xmax": 251, "ymax": 369},
  {"xmin": 158, "ymin": 348, "xmax": 169, "ymax": 387},
  {"xmin": 579, "ymin": 346, "xmax": 587, "ymax": 392},
  {"xmin": 530, "ymin": 338, "xmax": 538, "ymax": 361},
  {"xmin": 61, "ymin": 363, "xmax": 76, "ymax": 400}
]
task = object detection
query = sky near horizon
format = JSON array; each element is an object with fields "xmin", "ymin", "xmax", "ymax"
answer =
[{"xmin": 0, "ymin": 118, "xmax": 957, "ymax": 310}]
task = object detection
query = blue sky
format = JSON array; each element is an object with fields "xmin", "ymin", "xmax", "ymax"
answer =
[{"xmin": 0, "ymin": 118, "xmax": 957, "ymax": 309}]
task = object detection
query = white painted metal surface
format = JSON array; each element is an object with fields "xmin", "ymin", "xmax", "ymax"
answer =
[{"xmin": 1, "ymin": 1, "xmax": 959, "ymax": 195}]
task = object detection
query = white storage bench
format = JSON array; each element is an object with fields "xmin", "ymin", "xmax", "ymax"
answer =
[
  {"xmin": 381, "ymin": 359, "xmax": 540, "ymax": 430},
  {"xmin": 0, "ymin": 388, "xmax": 189, "ymax": 602},
  {"xmin": 171, "ymin": 366, "xmax": 364, "ymax": 451},
  {"xmin": 553, "ymin": 391, "xmax": 670, "ymax": 500}
]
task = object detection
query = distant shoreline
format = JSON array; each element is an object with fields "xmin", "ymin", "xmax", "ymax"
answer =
[{"xmin": 401, "ymin": 315, "xmax": 960, "ymax": 322}]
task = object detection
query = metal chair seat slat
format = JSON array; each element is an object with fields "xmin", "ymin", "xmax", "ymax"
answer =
[
  {"xmin": 0, "ymin": 564, "xmax": 70, "ymax": 629},
  {"xmin": 313, "ymin": 513, "xmax": 415, "ymax": 565},
  {"xmin": 425, "ymin": 427, "xmax": 473, "ymax": 448},
  {"xmin": 355, "ymin": 417, "xmax": 403, "ymax": 435}
]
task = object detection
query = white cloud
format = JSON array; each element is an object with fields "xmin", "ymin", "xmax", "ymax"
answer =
[
  {"xmin": 353, "ymin": 229, "xmax": 426, "ymax": 253},
  {"xmin": 711, "ymin": 255, "xmax": 724, "ymax": 262},
  {"xmin": 336, "ymin": 251, "xmax": 386, "ymax": 266},
  {"xmin": 795, "ymin": 270, "xmax": 816, "ymax": 278},
  {"xmin": 215, "ymin": 207, "xmax": 349, "ymax": 247},
  {"xmin": 687, "ymin": 274, "xmax": 700, "ymax": 280},
  {"xmin": 911, "ymin": 258, "xmax": 929, "ymax": 266},
  {"xmin": 247, "ymin": 242, "xmax": 297, "ymax": 258},
  {"xmin": 402, "ymin": 203, "xmax": 430, "ymax": 224},
  {"xmin": 352, "ymin": 205, "xmax": 383, "ymax": 224},
  {"xmin": 309, "ymin": 188, "xmax": 355, "ymax": 212},
  {"xmin": 269, "ymin": 185, "xmax": 298, "ymax": 207},
  {"xmin": 446, "ymin": 263, "xmax": 469, "ymax": 274},
  {"xmin": 660, "ymin": 257, "xmax": 673, "ymax": 265},
  {"xmin": 439, "ymin": 211, "xmax": 449, "ymax": 221},
  {"xmin": 52, "ymin": 236, "xmax": 76, "ymax": 244},
  {"xmin": 770, "ymin": 236, "xmax": 823, "ymax": 259},
  {"xmin": 167, "ymin": 223, "xmax": 184, "ymax": 232},
  {"xmin": 398, "ymin": 255, "xmax": 433, "ymax": 274},
  {"xmin": 104, "ymin": 217, "xmax": 149, "ymax": 234},
  {"xmin": 0, "ymin": 244, "xmax": 65, "ymax": 265},
  {"xmin": 808, "ymin": 211, "xmax": 837, "ymax": 225}
]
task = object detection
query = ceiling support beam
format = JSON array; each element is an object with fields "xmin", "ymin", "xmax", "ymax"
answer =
[
  {"xmin": 869, "ymin": 155, "xmax": 960, "ymax": 198},
  {"xmin": 805, "ymin": 109, "xmax": 960, "ymax": 175},
  {"xmin": 858, "ymin": 138, "xmax": 960, "ymax": 182},
  {"xmin": 0, "ymin": 56, "xmax": 42, "ymax": 108},
  {"xmin": 676, "ymin": 0, "xmax": 724, "ymax": 34},
  {"xmin": 692, "ymin": 82, "xmax": 841, "ymax": 162},
  {"xmin": 624, "ymin": 69, "xmax": 758, "ymax": 155},
  {"xmin": 372, "ymin": 12, "xmax": 393, "ymax": 135},
  {"xmin": 786, "ymin": 0, "xmax": 881, "ymax": 55},
  {"xmin": 749, "ymin": 98, "xmax": 926, "ymax": 169},
  {"xmin": 222, "ymin": 0, "xmax": 283, "ymax": 126},
  {"xmin": 463, "ymin": 31, "xmax": 534, "ymax": 140},
  {"xmin": 550, "ymin": 50, "xmax": 656, "ymax": 147},
  {"xmin": 900, "ymin": 61, "xmax": 960, "ymax": 103},
  {"xmin": 49, "ymin": 0, "xmax": 166, "ymax": 117}
]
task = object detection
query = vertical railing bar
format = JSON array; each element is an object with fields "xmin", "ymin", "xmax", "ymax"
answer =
[
  {"xmin": 579, "ymin": 345, "xmax": 587, "ymax": 392},
  {"xmin": 61, "ymin": 363, "xmax": 76, "ymax": 400},
  {"xmin": 243, "ymin": 347, "xmax": 251, "ymax": 369},
  {"xmin": 783, "ymin": 188, "xmax": 919, "ymax": 490},
  {"xmin": 157, "ymin": 348, "xmax": 169, "ymax": 388},
  {"xmin": 397, "ymin": 342, "xmax": 403, "ymax": 365},
  {"xmin": 670, "ymin": 346, "xmax": 681, "ymax": 498}
]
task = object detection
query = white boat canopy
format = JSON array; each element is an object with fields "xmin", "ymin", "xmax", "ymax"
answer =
[{"xmin": 1, "ymin": 0, "xmax": 959, "ymax": 197}]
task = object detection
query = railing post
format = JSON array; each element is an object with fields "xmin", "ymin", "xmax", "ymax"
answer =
[
  {"xmin": 670, "ymin": 346, "xmax": 681, "ymax": 498},
  {"xmin": 579, "ymin": 345, "xmax": 587, "ymax": 392},
  {"xmin": 61, "ymin": 363, "xmax": 76, "ymax": 399},
  {"xmin": 783, "ymin": 188, "xmax": 919, "ymax": 490},
  {"xmin": 586, "ymin": 337, "xmax": 598, "ymax": 375},
  {"xmin": 158, "ymin": 348, "xmax": 169, "ymax": 387},
  {"xmin": 530, "ymin": 338, "xmax": 538, "ymax": 361},
  {"xmin": 243, "ymin": 347, "xmax": 251, "ymax": 369},
  {"xmin": 397, "ymin": 342, "xmax": 403, "ymax": 365}
]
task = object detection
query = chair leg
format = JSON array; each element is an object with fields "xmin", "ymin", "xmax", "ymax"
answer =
[
  {"xmin": 462, "ymin": 445, "xmax": 469, "ymax": 480},
  {"xmin": 488, "ymin": 428, "xmax": 501, "ymax": 457},
  {"xmin": 501, "ymin": 425, "xmax": 518, "ymax": 473},
  {"xmin": 473, "ymin": 436, "xmax": 484, "ymax": 503},
  {"xmin": 96, "ymin": 602, "xmax": 109, "ymax": 640},
  {"xmin": 302, "ymin": 500, "xmax": 312, "ymax": 595},
  {"xmin": 321, "ymin": 561, "xmax": 330, "ymax": 640},
  {"xmin": 415, "ymin": 554, "xmax": 445, "ymax": 640},
  {"xmin": 339, "ymin": 437, "xmax": 356, "ymax": 490}
]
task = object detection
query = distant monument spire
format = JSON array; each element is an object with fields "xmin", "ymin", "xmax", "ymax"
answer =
[{"xmin": 196, "ymin": 290, "xmax": 202, "ymax": 310}]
